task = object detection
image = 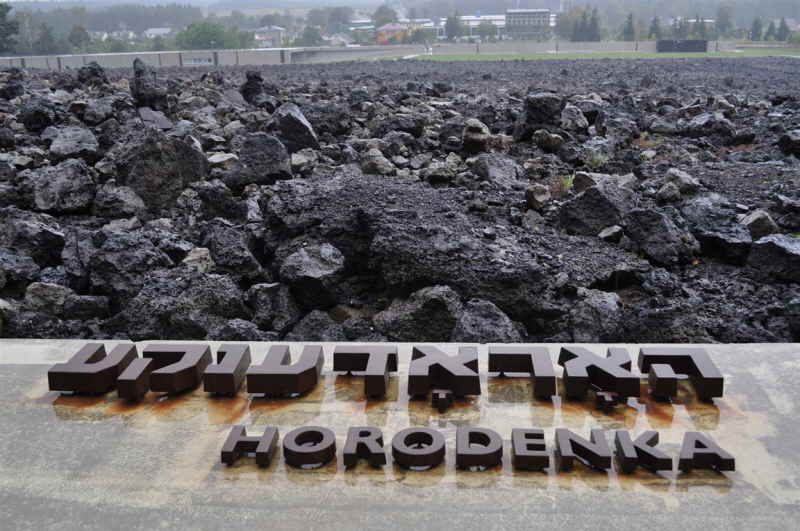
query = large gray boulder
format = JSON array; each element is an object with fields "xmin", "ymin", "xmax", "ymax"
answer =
[
  {"xmin": 109, "ymin": 129, "xmax": 208, "ymax": 213},
  {"xmin": 131, "ymin": 58, "xmax": 168, "ymax": 111},
  {"xmin": 373, "ymin": 285, "xmax": 463, "ymax": 342},
  {"xmin": 472, "ymin": 153, "xmax": 524, "ymax": 190},
  {"xmin": 92, "ymin": 182, "xmax": 147, "ymax": 219},
  {"xmin": 47, "ymin": 126, "xmax": 100, "ymax": 162},
  {"xmin": 625, "ymin": 209, "xmax": 698, "ymax": 266},
  {"xmin": 748, "ymin": 234, "xmax": 800, "ymax": 283},
  {"xmin": 560, "ymin": 181, "xmax": 637, "ymax": 235},
  {"xmin": 279, "ymin": 242, "xmax": 346, "ymax": 309},
  {"xmin": 86, "ymin": 230, "xmax": 174, "ymax": 298},
  {"xmin": 778, "ymin": 129, "xmax": 800, "ymax": 156},
  {"xmin": 202, "ymin": 221, "xmax": 262, "ymax": 278},
  {"xmin": 285, "ymin": 310, "xmax": 346, "ymax": 341},
  {"xmin": 269, "ymin": 103, "xmax": 319, "ymax": 153},
  {"xmin": 450, "ymin": 299, "xmax": 522, "ymax": 343},
  {"xmin": 0, "ymin": 246, "xmax": 41, "ymax": 294},
  {"xmin": 247, "ymin": 283, "xmax": 301, "ymax": 334},
  {"xmin": 570, "ymin": 288, "xmax": 621, "ymax": 342},
  {"xmin": 513, "ymin": 92, "xmax": 562, "ymax": 141},
  {"xmin": 461, "ymin": 118, "xmax": 491, "ymax": 154},
  {"xmin": 104, "ymin": 270, "xmax": 249, "ymax": 340},
  {"xmin": 222, "ymin": 132, "xmax": 291, "ymax": 191},
  {"xmin": 0, "ymin": 208, "xmax": 64, "ymax": 266},
  {"xmin": 680, "ymin": 194, "xmax": 752, "ymax": 265},
  {"xmin": 740, "ymin": 209, "xmax": 779, "ymax": 240},
  {"xmin": 23, "ymin": 159, "xmax": 96, "ymax": 214}
]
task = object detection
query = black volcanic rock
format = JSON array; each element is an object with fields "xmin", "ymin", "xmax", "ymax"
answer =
[{"xmin": 0, "ymin": 56, "xmax": 798, "ymax": 343}]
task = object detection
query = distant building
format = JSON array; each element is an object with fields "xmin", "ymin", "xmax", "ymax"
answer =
[
  {"xmin": 143, "ymin": 27, "xmax": 172, "ymax": 39},
  {"xmin": 108, "ymin": 30, "xmax": 137, "ymax": 42},
  {"xmin": 89, "ymin": 31, "xmax": 109, "ymax": 42},
  {"xmin": 505, "ymin": 9, "xmax": 551, "ymax": 38},
  {"xmin": 325, "ymin": 33, "xmax": 354, "ymax": 47},
  {"xmin": 349, "ymin": 24, "xmax": 375, "ymax": 43},
  {"xmin": 253, "ymin": 26, "xmax": 285, "ymax": 48},
  {"xmin": 459, "ymin": 15, "xmax": 506, "ymax": 38},
  {"xmin": 376, "ymin": 23, "xmax": 408, "ymax": 45}
]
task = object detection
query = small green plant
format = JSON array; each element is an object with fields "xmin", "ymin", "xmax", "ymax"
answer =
[{"xmin": 561, "ymin": 173, "xmax": 575, "ymax": 192}]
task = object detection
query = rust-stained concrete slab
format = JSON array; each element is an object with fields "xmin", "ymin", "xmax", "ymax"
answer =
[{"xmin": 1, "ymin": 340, "xmax": 799, "ymax": 530}]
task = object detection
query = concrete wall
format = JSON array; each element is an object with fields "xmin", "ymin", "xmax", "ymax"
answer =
[
  {"xmin": 431, "ymin": 40, "xmax": 660, "ymax": 56},
  {"xmin": 291, "ymin": 45, "xmax": 424, "ymax": 64},
  {"xmin": 0, "ymin": 41, "xmax": 756, "ymax": 71}
]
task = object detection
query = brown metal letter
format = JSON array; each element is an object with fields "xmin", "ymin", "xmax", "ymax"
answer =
[
  {"xmin": 488, "ymin": 346, "xmax": 556, "ymax": 399},
  {"xmin": 204, "ymin": 344, "xmax": 251, "ymax": 395},
  {"xmin": 333, "ymin": 345, "xmax": 397, "ymax": 397},
  {"xmin": 408, "ymin": 345, "xmax": 480, "ymax": 398},
  {"xmin": 558, "ymin": 346, "xmax": 640, "ymax": 400},
  {"xmin": 247, "ymin": 345, "xmax": 324, "ymax": 396},
  {"xmin": 117, "ymin": 358, "xmax": 153, "ymax": 402},
  {"xmin": 638, "ymin": 347, "xmax": 724, "ymax": 401},
  {"xmin": 678, "ymin": 432, "xmax": 735, "ymax": 473},
  {"xmin": 647, "ymin": 364, "xmax": 680, "ymax": 401},
  {"xmin": 511, "ymin": 428, "xmax": 550, "ymax": 471},
  {"xmin": 391, "ymin": 427, "xmax": 446, "ymax": 469},
  {"xmin": 456, "ymin": 427, "xmax": 503, "ymax": 469},
  {"xmin": 614, "ymin": 430, "xmax": 672, "ymax": 474},
  {"xmin": 143, "ymin": 344, "xmax": 212, "ymax": 394},
  {"xmin": 343, "ymin": 426, "xmax": 387, "ymax": 468},
  {"xmin": 48, "ymin": 343, "xmax": 137, "ymax": 394},
  {"xmin": 282, "ymin": 426, "xmax": 336, "ymax": 468},
  {"xmin": 221, "ymin": 425, "xmax": 279, "ymax": 467},
  {"xmin": 554, "ymin": 428, "xmax": 612, "ymax": 471}
]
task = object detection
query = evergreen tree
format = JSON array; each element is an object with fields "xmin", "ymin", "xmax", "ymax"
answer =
[
  {"xmin": 151, "ymin": 35, "xmax": 165, "ymax": 51},
  {"xmin": 175, "ymin": 21, "xmax": 227, "ymax": 49},
  {"xmin": 764, "ymin": 21, "xmax": 777, "ymax": 41},
  {"xmin": 622, "ymin": 13, "xmax": 635, "ymax": 41},
  {"xmin": 477, "ymin": 21, "xmax": 497, "ymax": 40},
  {"xmin": 588, "ymin": 8, "xmax": 601, "ymax": 41},
  {"xmin": 573, "ymin": 10, "xmax": 589, "ymax": 41},
  {"xmin": 0, "ymin": 2, "xmax": 19, "ymax": 53},
  {"xmin": 293, "ymin": 25, "xmax": 323, "ymax": 47},
  {"xmin": 674, "ymin": 17, "xmax": 690, "ymax": 39},
  {"xmin": 33, "ymin": 23, "xmax": 58, "ymax": 55},
  {"xmin": 716, "ymin": 4, "xmax": 734, "ymax": 37},
  {"xmin": 445, "ymin": 12, "xmax": 463, "ymax": 41},
  {"xmin": 372, "ymin": 4, "xmax": 398, "ymax": 28},
  {"xmin": 750, "ymin": 18, "xmax": 763, "ymax": 41},
  {"xmin": 648, "ymin": 17, "xmax": 662, "ymax": 40},
  {"xmin": 694, "ymin": 14, "xmax": 707, "ymax": 39},
  {"xmin": 68, "ymin": 25, "xmax": 90, "ymax": 49},
  {"xmin": 777, "ymin": 18, "xmax": 791, "ymax": 41}
]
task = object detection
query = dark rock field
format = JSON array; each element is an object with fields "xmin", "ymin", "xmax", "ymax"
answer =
[{"xmin": 1, "ymin": 56, "xmax": 799, "ymax": 343}]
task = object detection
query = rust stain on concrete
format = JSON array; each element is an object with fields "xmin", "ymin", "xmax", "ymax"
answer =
[{"xmin": 3, "ymin": 342, "xmax": 800, "ymax": 529}]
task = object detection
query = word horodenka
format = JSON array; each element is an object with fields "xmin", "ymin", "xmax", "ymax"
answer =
[
  {"xmin": 221, "ymin": 425, "xmax": 735, "ymax": 474},
  {"xmin": 47, "ymin": 342, "xmax": 735, "ymax": 475},
  {"xmin": 47, "ymin": 343, "xmax": 724, "ymax": 412}
]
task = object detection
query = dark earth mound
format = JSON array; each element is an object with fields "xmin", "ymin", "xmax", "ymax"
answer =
[{"xmin": 0, "ymin": 57, "xmax": 799, "ymax": 343}]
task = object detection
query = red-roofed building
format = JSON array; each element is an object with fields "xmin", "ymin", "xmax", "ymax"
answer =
[{"xmin": 376, "ymin": 23, "xmax": 408, "ymax": 45}]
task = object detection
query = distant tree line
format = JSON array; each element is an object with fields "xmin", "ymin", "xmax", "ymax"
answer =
[{"xmin": 554, "ymin": 4, "xmax": 797, "ymax": 43}]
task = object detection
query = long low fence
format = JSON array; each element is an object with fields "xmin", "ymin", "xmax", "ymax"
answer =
[
  {"xmin": 0, "ymin": 44, "xmax": 426, "ymax": 70},
  {"xmin": 0, "ymin": 40, "xmax": 778, "ymax": 70}
]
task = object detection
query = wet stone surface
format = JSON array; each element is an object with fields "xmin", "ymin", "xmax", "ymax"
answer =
[{"xmin": 0, "ymin": 339, "xmax": 799, "ymax": 530}]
